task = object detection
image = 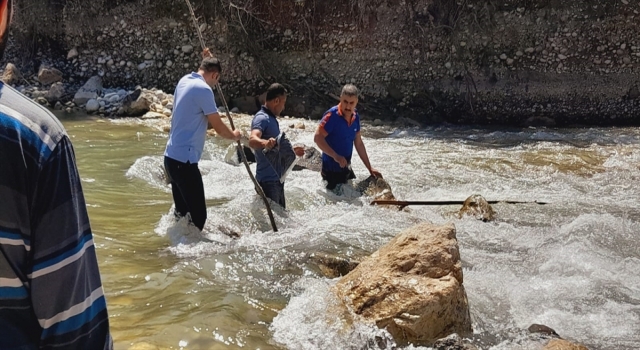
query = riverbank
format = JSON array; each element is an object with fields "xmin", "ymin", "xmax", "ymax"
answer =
[{"xmin": 2, "ymin": 0, "xmax": 640, "ymax": 126}]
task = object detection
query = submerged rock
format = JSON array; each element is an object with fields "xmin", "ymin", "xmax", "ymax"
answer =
[
  {"xmin": 355, "ymin": 175, "xmax": 396, "ymax": 201},
  {"xmin": 529, "ymin": 324, "xmax": 560, "ymax": 338},
  {"xmin": 458, "ymin": 194, "xmax": 495, "ymax": 221},
  {"xmin": 309, "ymin": 252, "xmax": 361, "ymax": 278},
  {"xmin": 334, "ymin": 222, "xmax": 472, "ymax": 346},
  {"xmin": 433, "ymin": 333, "xmax": 477, "ymax": 350}
]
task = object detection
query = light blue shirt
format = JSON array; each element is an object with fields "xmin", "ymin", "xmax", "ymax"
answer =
[{"xmin": 165, "ymin": 72, "xmax": 218, "ymax": 163}]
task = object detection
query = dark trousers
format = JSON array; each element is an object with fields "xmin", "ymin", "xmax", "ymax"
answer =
[
  {"xmin": 321, "ymin": 167, "xmax": 356, "ymax": 190},
  {"xmin": 259, "ymin": 180, "xmax": 286, "ymax": 209},
  {"xmin": 164, "ymin": 156, "xmax": 207, "ymax": 231}
]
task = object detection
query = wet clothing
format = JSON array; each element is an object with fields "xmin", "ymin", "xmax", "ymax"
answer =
[
  {"xmin": 0, "ymin": 82, "xmax": 112, "ymax": 350},
  {"xmin": 251, "ymin": 106, "xmax": 282, "ymax": 183},
  {"xmin": 258, "ymin": 180, "xmax": 286, "ymax": 209},
  {"xmin": 164, "ymin": 72, "xmax": 217, "ymax": 230},
  {"xmin": 164, "ymin": 157, "xmax": 207, "ymax": 230},
  {"xmin": 262, "ymin": 133, "xmax": 296, "ymax": 183},
  {"xmin": 321, "ymin": 167, "xmax": 357, "ymax": 191},
  {"xmin": 318, "ymin": 105, "xmax": 361, "ymax": 173},
  {"xmin": 252, "ymin": 106, "xmax": 296, "ymax": 208}
]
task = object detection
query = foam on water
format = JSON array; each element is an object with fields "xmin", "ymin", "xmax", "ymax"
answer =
[
  {"xmin": 271, "ymin": 278, "xmax": 410, "ymax": 350},
  {"xmin": 119, "ymin": 118, "xmax": 640, "ymax": 349}
]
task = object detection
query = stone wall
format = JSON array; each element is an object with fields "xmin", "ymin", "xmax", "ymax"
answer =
[{"xmin": 2, "ymin": 0, "xmax": 640, "ymax": 126}]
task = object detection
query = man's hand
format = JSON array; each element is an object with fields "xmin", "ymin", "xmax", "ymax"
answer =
[
  {"xmin": 333, "ymin": 155, "xmax": 348, "ymax": 168},
  {"xmin": 263, "ymin": 138, "xmax": 277, "ymax": 150},
  {"xmin": 232, "ymin": 130, "xmax": 242, "ymax": 141},
  {"xmin": 202, "ymin": 48, "xmax": 213, "ymax": 58},
  {"xmin": 369, "ymin": 168, "xmax": 383, "ymax": 178},
  {"xmin": 294, "ymin": 146, "xmax": 305, "ymax": 157}
]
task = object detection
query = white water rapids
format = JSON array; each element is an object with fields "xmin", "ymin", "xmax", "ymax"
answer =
[{"xmin": 62, "ymin": 112, "xmax": 639, "ymax": 350}]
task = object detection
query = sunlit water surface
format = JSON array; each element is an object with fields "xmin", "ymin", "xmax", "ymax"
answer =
[{"xmin": 58, "ymin": 112, "xmax": 640, "ymax": 350}]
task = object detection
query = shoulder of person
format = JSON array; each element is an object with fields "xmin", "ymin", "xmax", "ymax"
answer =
[
  {"xmin": 321, "ymin": 105, "xmax": 339, "ymax": 119},
  {"xmin": 0, "ymin": 84, "xmax": 67, "ymax": 145},
  {"xmin": 251, "ymin": 110, "xmax": 269, "ymax": 125}
]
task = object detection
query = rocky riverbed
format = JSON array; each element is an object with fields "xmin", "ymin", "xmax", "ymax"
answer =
[{"xmin": 2, "ymin": 0, "xmax": 640, "ymax": 126}]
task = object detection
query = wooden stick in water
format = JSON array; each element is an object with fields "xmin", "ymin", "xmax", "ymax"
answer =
[
  {"xmin": 183, "ymin": 0, "xmax": 278, "ymax": 232},
  {"xmin": 371, "ymin": 200, "xmax": 549, "ymax": 210}
]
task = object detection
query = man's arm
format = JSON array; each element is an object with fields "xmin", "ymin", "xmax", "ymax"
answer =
[
  {"xmin": 354, "ymin": 131, "xmax": 382, "ymax": 178},
  {"xmin": 30, "ymin": 137, "xmax": 113, "ymax": 349},
  {"xmin": 314, "ymin": 126, "xmax": 348, "ymax": 168},
  {"xmin": 249, "ymin": 129, "xmax": 276, "ymax": 150},
  {"xmin": 207, "ymin": 112, "xmax": 241, "ymax": 141}
]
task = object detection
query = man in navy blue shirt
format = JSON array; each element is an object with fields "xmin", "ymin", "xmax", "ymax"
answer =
[
  {"xmin": 314, "ymin": 84, "xmax": 382, "ymax": 190},
  {"xmin": 249, "ymin": 83, "xmax": 304, "ymax": 208}
]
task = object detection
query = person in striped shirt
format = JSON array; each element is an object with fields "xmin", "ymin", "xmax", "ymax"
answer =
[{"xmin": 0, "ymin": 0, "xmax": 113, "ymax": 348}]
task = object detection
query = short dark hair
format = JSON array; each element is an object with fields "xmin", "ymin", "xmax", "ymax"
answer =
[
  {"xmin": 266, "ymin": 83, "xmax": 287, "ymax": 101},
  {"xmin": 200, "ymin": 57, "xmax": 222, "ymax": 73},
  {"xmin": 341, "ymin": 84, "xmax": 359, "ymax": 98}
]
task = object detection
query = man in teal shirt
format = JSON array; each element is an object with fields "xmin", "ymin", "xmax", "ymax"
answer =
[{"xmin": 164, "ymin": 51, "xmax": 241, "ymax": 231}]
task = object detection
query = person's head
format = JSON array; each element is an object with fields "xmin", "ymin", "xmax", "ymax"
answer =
[
  {"xmin": 339, "ymin": 84, "xmax": 359, "ymax": 118},
  {"xmin": 198, "ymin": 57, "xmax": 222, "ymax": 87},
  {"xmin": 0, "ymin": 0, "xmax": 12, "ymax": 61},
  {"xmin": 264, "ymin": 83, "xmax": 288, "ymax": 116}
]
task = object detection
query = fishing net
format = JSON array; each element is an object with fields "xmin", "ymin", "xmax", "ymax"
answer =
[
  {"xmin": 293, "ymin": 146, "xmax": 322, "ymax": 172},
  {"xmin": 263, "ymin": 132, "xmax": 298, "ymax": 183}
]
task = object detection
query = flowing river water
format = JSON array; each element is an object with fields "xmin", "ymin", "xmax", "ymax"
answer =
[{"xmin": 56, "ymin": 112, "xmax": 640, "ymax": 350}]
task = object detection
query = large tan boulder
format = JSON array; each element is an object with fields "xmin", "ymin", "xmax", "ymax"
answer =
[
  {"xmin": 334, "ymin": 222, "xmax": 472, "ymax": 345},
  {"xmin": 544, "ymin": 339, "xmax": 589, "ymax": 350}
]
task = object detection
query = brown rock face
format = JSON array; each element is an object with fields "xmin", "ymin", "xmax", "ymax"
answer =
[
  {"xmin": 334, "ymin": 222, "xmax": 472, "ymax": 345},
  {"xmin": 544, "ymin": 339, "xmax": 589, "ymax": 350}
]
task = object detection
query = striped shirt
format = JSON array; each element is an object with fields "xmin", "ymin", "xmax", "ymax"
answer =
[{"xmin": 0, "ymin": 82, "xmax": 112, "ymax": 349}]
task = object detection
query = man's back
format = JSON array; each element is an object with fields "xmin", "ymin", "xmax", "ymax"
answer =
[{"xmin": 0, "ymin": 82, "xmax": 112, "ymax": 349}]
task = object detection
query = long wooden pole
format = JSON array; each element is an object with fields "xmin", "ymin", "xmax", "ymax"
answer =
[
  {"xmin": 371, "ymin": 199, "xmax": 549, "ymax": 210},
  {"xmin": 184, "ymin": 0, "xmax": 278, "ymax": 232}
]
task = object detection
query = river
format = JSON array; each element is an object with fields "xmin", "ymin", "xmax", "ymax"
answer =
[{"xmin": 56, "ymin": 112, "xmax": 640, "ymax": 350}]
